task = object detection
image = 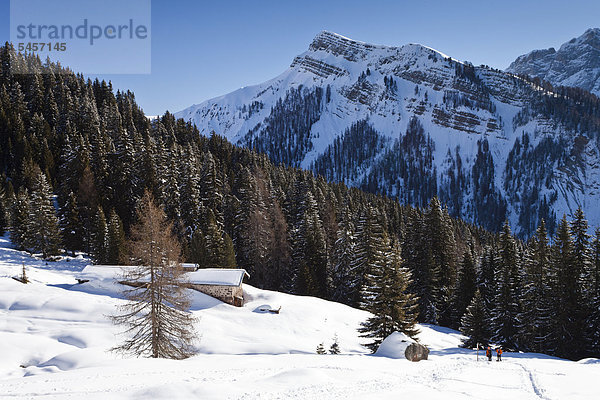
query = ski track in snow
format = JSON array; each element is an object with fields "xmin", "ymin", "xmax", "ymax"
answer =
[{"xmin": 515, "ymin": 362, "xmax": 548, "ymax": 400}]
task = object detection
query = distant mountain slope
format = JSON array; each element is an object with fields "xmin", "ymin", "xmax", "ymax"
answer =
[
  {"xmin": 177, "ymin": 31, "xmax": 600, "ymax": 236},
  {"xmin": 507, "ymin": 28, "xmax": 600, "ymax": 95}
]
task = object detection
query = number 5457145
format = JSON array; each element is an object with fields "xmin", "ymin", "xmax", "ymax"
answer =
[{"xmin": 17, "ymin": 42, "xmax": 66, "ymax": 52}]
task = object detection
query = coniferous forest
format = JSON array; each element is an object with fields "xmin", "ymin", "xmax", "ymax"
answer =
[{"xmin": 1, "ymin": 44, "xmax": 600, "ymax": 360}]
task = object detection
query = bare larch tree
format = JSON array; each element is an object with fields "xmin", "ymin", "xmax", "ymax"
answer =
[{"xmin": 111, "ymin": 191, "xmax": 196, "ymax": 359}]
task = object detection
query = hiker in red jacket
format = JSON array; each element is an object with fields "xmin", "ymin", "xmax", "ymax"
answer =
[
  {"xmin": 496, "ymin": 347, "xmax": 503, "ymax": 361},
  {"xmin": 486, "ymin": 346, "xmax": 492, "ymax": 361}
]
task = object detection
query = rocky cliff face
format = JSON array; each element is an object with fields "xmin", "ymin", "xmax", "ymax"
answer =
[
  {"xmin": 177, "ymin": 31, "xmax": 600, "ymax": 236},
  {"xmin": 507, "ymin": 28, "xmax": 600, "ymax": 95}
]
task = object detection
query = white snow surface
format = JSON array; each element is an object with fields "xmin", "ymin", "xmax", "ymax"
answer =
[
  {"xmin": 373, "ymin": 331, "xmax": 415, "ymax": 359},
  {"xmin": 186, "ymin": 268, "xmax": 249, "ymax": 286},
  {"xmin": 1, "ymin": 235, "xmax": 599, "ymax": 399}
]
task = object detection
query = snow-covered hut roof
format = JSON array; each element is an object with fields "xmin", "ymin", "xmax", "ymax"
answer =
[{"xmin": 186, "ymin": 268, "xmax": 250, "ymax": 287}]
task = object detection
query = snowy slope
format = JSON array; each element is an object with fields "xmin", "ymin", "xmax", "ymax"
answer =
[
  {"xmin": 1, "ymin": 236, "xmax": 599, "ymax": 399},
  {"xmin": 176, "ymin": 31, "xmax": 600, "ymax": 236}
]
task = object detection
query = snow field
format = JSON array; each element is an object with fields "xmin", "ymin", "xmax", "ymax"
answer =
[{"xmin": 0, "ymin": 235, "xmax": 598, "ymax": 399}]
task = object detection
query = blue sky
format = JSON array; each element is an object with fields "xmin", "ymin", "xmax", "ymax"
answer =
[{"xmin": 2, "ymin": 0, "xmax": 600, "ymax": 116}]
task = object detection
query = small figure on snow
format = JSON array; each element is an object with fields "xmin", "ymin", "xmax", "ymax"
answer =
[
  {"xmin": 496, "ymin": 347, "xmax": 502, "ymax": 362},
  {"xmin": 486, "ymin": 346, "xmax": 492, "ymax": 361}
]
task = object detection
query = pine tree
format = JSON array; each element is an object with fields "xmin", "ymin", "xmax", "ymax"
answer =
[
  {"xmin": 571, "ymin": 208, "xmax": 590, "ymax": 280},
  {"xmin": 477, "ymin": 245, "xmax": 497, "ymax": 331},
  {"xmin": 10, "ymin": 187, "xmax": 32, "ymax": 251},
  {"xmin": 221, "ymin": 233, "xmax": 237, "ymax": 269},
  {"xmin": 60, "ymin": 191, "xmax": 82, "ymax": 255},
  {"xmin": 90, "ymin": 206, "xmax": 108, "ymax": 264},
  {"xmin": 203, "ymin": 210, "xmax": 224, "ymax": 267},
  {"xmin": 329, "ymin": 334, "xmax": 341, "ymax": 354},
  {"xmin": 519, "ymin": 220, "xmax": 552, "ymax": 353},
  {"xmin": 106, "ymin": 209, "xmax": 126, "ymax": 264},
  {"xmin": 28, "ymin": 166, "xmax": 61, "ymax": 258},
  {"xmin": 77, "ymin": 164, "xmax": 98, "ymax": 253},
  {"xmin": 190, "ymin": 210, "xmax": 236, "ymax": 268},
  {"xmin": 387, "ymin": 243, "xmax": 420, "ymax": 338},
  {"xmin": 359, "ymin": 241, "xmax": 419, "ymax": 352},
  {"xmin": 358, "ymin": 228, "xmax": 392, "ymax": 352},
  {"xmin": 0, "ymin": 183, "xmax": 7, "ymax": 235},
  {"xmin": 570, "ymin": 208, "xmax": 590, "ymax": 356},
  {"xmin": 424, "ymin": 197, "xmax": 457, "ymax": 326},
  {"xmin": 404, "ymin": 208, "xmax": 437, "ymax": 323},
  {"xmin": 351, "ymin": 206, "xmax": 388, "ymax": 308},
  {"xmin": 316, "ymin": 343, "xmax": 326, "ymax": 354},
  {"xmin": 451, "ymin": 249, "xmax": 477, "ymax": 328},
  {"xmin": 189, "ymin": 228, "xmax": 208, "ymax": 267},
  {"xmin": 490, "ymin": 221, "xmax": 520, "ymax": 350},
  {"xmin": 549, "ymin": 215, "xmax": 584, "ymax": 359},
  {"xmin": 460, "ymin": 289, "xmax": 489, "ymax": 348},
  {"xmin": 111, "ymin": 191, "xmax": 196, "ymax": 359},
  {"xmin": 587, "ymin": 228, "xmax": 600, "ymax": 357},
  {"xmin": 291, "ymin": 191, "xmax": 328, "ymax": 297},
  {"xmin": 331, "ymin": 207, "xmax": 355, "ymax": 305},
  {"xmin": 230, "ymin": 166, "xmax": 263, "ymax": 281}
]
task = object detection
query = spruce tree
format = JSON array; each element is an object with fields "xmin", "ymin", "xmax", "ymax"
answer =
[
  {"xmin": 477, "ymin": 245, "xmax": 497, "ymax": 331},
  {"xmin": 452, "ymin": 249, "xmax": 477, "ymax": 328},
  {"xmin": 329, "ymin": 334, "xmax": 341, "ymax": 354},
  {"xmin": 519, "ymin": 220, "xmax": 552, "ymax": 353},
  {"xmin": 587, "ymin": 229, "xmax": 600, "ymax": 357},
  {"xmin": 189, "ymin": 228, "xmax": 208, "ymax": 267},
  {"xmin": 90, "ymin": 206, "xmax": 108, "ymax": 264},
  {"xmin": 77, "ymin": 165, "xmax": 98, "ymax": 253},
  {"xmin": 28, "ymin": 166, "xmax": 61, "ymax": 258},
  {"xmin": 404, "ymin": 208, "xmax": 436, "ymax": 323},
  {"xmin": 330, "ymin": 206, "xmax": 355, "ymax": 305},
  {"xmin": 460, "ymin": 289, "xmax": 489, "ymax": 348},
  {"xmin": 10, "ymin": 187, "xmax": 31, "ymax": 251},
  {"xmin": 0, "ymin": 183, "xmax": 7, "ymax": 235},
  {"xmin": 60, "ymin": 191, "xmax": 82, "ymax": 255},
  {"xmin": 490, "ymin": 221, "xmax": 520, "ymax": 350},
  {"xmin": 571, "ymin": 208, "xmax": 590, "ymax": 279},
  {"xmin": 352, "ymin": 206, "xmax": 388, "ymax": 308},
  {"xmin": 221, "ymin": 232, "xmax": 237, "ymax": 269},
  {"xmin": 358, "ymin": 229, "xmax": 392, "ymax": 352},
  {"xmin": 358, "ymin": 241, "xmax": 419, "ymax": 352},
  {"xmin": 316, "ymin": 343, "xmax": 326, "ymax": 354},
  {"xmin": 570, "ymin": 208, "xmax": 590, "ymax": 356},
  {"xmin": 387, "ymin": 243, "xmax": 420, "ymax": 339},
  {"xmin": 106, "ymin": 209, "xmax": 126, "ymax": 264},
  {"xmin": 291, "ymin": 192, "xmax": 328, "ymax": 297},
  {"xmin": 191, "ymin": 210, "xmax": 236, "ymax": 269},
  {"xmin": 550, "ymin": 215, "xmax": 584, "ymax": 359},
  {"xmin": 424, "ymin": 197, "xmax": 457, "ymax": 326}
]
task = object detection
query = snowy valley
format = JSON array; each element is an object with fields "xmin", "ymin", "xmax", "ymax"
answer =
[
  {"xmin": 0, "ymin": 236, "xmax": 598, "ymax": 399},
  {"xmin": 4, "ymin": 0, "xmax": 600, "ymax": 397}
]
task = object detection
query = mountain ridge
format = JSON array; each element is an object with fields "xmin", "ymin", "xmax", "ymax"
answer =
[
  {"xmin": 507, "ymin": 28, "xmax": 600, "ymax": 95},
  {"xmin": 177, "ymin": 31, "xmax": 600, "ymax": 236}
]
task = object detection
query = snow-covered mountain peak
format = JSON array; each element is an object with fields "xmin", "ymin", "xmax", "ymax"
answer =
[
  {"xmin": 507, "ymin": 28, "xmax": 600, "ymax": 95},
  {"xmin": 304, "ymin": 30, "xmax": 456, "ymax": 69},
  {"xmin": 177, "ymin": 31, "xmax": 600, "ymax": 237},
  {"xmin": 308, "ymin": 30, "xmax": 380, "ymax": 58},
  {"xmin": 566, "ymin": 28, "xmax": 600, "ymax": 50}
]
